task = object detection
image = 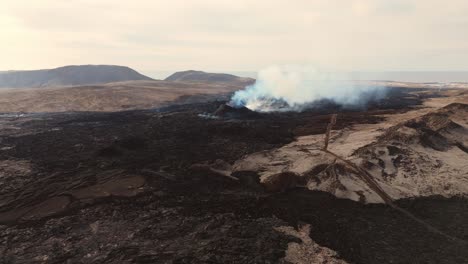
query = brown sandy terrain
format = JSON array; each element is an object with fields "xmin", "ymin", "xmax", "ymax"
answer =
[
  {"xmin": 0, "ymin": 80, "xmax": 465, "ymax": 114},
  {"xmin": 0, "ymin": 80, "xmax": 246, "ymax": 112}
]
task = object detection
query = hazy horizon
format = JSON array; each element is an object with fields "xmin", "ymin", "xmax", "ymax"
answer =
[
  {"xmin": 2, "ymin": 65, "xmax": 468, "ymax": 83},
  {"xmin": 145, "ymin": 70, "xmax": 468, "ymax": 83}
]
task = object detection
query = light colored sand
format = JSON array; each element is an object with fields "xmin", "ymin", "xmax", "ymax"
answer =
[
  {"xmin": 234, "ymin": 92, "xmax": 468, "ymax": 203},
  {"xmin": 275, "ymin": 224, "xmax": 348, "ymax": 264}
]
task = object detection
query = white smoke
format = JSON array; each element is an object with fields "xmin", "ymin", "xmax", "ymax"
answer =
[{"xmin": 229, "ymin": 65, "xmax": 387, "ymax": 112}]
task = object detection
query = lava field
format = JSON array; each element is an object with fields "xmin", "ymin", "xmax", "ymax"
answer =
[{"xmin": 0, "ymin": 87, "xmax": 467, "ymax": 263}]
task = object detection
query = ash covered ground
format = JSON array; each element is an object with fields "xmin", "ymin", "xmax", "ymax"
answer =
[{"xmin": 0, "ymin": 87, "xmax": 467, "ymax": 263}]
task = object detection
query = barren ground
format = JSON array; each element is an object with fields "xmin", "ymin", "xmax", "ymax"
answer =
[
  {"xmin": 0, "ymin": 80, "xmax": 245, "ymax": 112},
  {"xmin": 0, "ymin": 84, "xmax": 467, "ymax": 263}
]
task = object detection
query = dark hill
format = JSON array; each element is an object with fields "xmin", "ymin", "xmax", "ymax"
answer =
[
  {"xmin": 0, "ymin": 65, "xmax": 153, "ymax": 88},
  {"xmin": 165, "ymin": 70, "xmax": 255, "ymax": 84}
]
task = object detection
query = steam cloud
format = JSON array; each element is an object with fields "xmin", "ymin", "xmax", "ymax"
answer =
[{"xmin": 229, "ymin": 65, "xmax": 387, "ymax": 112}]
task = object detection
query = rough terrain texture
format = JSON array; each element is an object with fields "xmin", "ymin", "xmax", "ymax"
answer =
[
  {"xmin": 234, "ymin": 102, "xmax": 468, "ymax": 203},
  {"xmin": 0, "ymin": 87, "xmax": 467, "ymax": 263}
]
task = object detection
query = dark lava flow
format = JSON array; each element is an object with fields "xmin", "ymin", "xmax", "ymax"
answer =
[{"xmin": 0, "ymin": 88, "xmax": 467, "ymax": 263}]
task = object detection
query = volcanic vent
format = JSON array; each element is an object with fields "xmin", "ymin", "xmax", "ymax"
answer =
[{"xmin": 229, "ymin": 66, "xmax": 387, "ymax": 112}]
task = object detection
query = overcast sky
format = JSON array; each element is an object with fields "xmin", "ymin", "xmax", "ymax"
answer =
[{"xmin": 1, "ymin": 0, "xmax": 468, "ymax": 73}]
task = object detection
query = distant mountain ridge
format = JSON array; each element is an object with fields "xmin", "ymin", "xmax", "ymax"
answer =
[
  {"xmin": 165, "ymin": 70, "xmax": 255, "ymax": 84},
  {"xmin": 0, "ymin": 65, "xmax": 153, "ymax": 88}
]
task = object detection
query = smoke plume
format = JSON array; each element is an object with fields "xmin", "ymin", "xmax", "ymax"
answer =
[{"xmin": 229, "ymin": 65, "xmax": 387, "ymax": 112}]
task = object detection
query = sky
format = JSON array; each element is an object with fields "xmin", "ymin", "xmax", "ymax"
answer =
[{"xmin": 1, "ymin": 0, "xmax": 468, "ymax": 74}]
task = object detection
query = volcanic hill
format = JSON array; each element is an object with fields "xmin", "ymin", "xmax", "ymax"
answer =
[
  {"xmin": 165, "ymin": 70, "xmax": 255, "ymax": 85},
  {"xmin": 0, "ymin": 65, "xmax": 153, "ymax": 88}
]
